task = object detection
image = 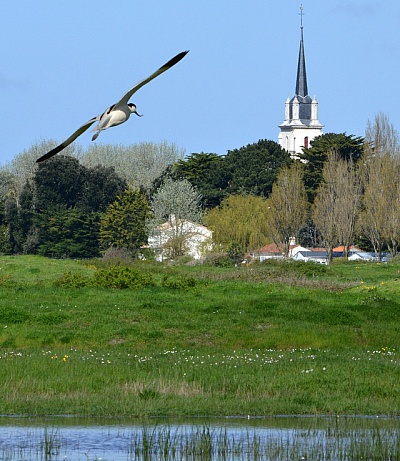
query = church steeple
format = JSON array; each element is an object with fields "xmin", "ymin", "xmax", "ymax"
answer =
[
  {"xmin": 278, "ymin": 5, "xmax": 323, "ymax": 159},
  {"xmin": 295, "ymin": 27, "xmax": 308, "ymax": 98}
]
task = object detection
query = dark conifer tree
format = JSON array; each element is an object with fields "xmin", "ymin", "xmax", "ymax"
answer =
[
  {"xmin": 300, "ymin": 133, "xmax": 364, "ymax": 202},
  {"xmin": 31, "ymin": 155, "xmax": 127, "ymax": 257},
  {"xmin": 222, "ymin": 139, "xmax": 292, "ymax": 198}
]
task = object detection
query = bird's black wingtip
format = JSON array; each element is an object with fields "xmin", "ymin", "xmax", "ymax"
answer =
[
  {"xmin": 36, "ymin": 145, "xmax": 64, "ymax": 163},
  {"xmin": 36, "ymin": 155, "xmax": 48, "ymax": 163},
  {"xmin": 164, "ymin": 50, "xmax": 189, "ymax": 69},
  {"xmin": 36, "ymin": 152, "xmax": 54, "ymax": 163}
]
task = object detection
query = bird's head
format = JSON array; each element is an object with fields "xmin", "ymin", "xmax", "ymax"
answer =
[{"xmin": 128, "ymin": 103, "xmax": 142, "ymax": 117}]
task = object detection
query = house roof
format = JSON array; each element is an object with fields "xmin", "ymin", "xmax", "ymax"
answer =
[
  {"xmin": 348, "ymin": 252, "xmax": 377, "ymax": 260},
  {"xmin": 333, "ymin": 245, "xmax": 362, "ymax": 252},
  {"xmin": 252, "ymin": 242, "xmax": 299, "ymax": 255},
  {"xmin": 296, "ymin": 250, "xmax": 328, "ymax": 258},
  {"xmin": 308, "ymin": 251, "xmax": 328, "ymax": 258},
  {"xmin": 253, "ymin": 243, "xmax": 283, "ymax": 254}
]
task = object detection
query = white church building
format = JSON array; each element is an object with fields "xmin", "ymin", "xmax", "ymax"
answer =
[{"xmin": 278, "ymin": 11, "xmax": 323, "ymax": 158}]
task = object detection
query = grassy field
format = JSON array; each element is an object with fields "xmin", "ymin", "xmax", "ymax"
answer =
[{"xmin": 0, "ymin": 255, "xmax": 399, "ymax": 416}]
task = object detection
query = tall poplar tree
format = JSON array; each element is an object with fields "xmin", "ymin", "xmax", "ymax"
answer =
[
  {"xmin": 266, "ymin": 163, "xmax": 308, "ymax": 256},
  {"xmin": 359, "ymin": 153, "xmax": 400, "ymax": 258},
  {"xmin": 360, "ymin": 113, "xmax": 400, "ymax": 258},
  {"xmin": 312, "ymin": 151, "xmax": 361, "ymax": 261}
]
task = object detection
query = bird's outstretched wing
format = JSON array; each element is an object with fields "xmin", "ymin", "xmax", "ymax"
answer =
[
  {"xmin": 116, "ymin": 50, "xmax": 189, "ymax": 106},
  {"xmin": 36, "ymin": 116, "xmax": 100, "ymax": 163},
  {"xmin": 36, "ymin": 51, "xmax": 189, "ymax": 163}
]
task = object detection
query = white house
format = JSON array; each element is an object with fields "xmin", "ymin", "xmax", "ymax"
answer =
[
  {"xmin": 348, "ymin": 251, "xmax": 378, "ymax": 262},
  {"xmin": 148, "ymin": 217, "xmax": 212, "ymax": 261},
  {"xmin": 289, "ymin": 244, "xmax": 311, "ymax": 258},
  {"xmin": 293, "ymin": 250, "xmax": 329, "ymax": 265}
]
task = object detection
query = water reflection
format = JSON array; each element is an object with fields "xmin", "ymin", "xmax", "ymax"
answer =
[{"xmin": 0, "ymin": 415, "xmax": 399, "ymax": 460}]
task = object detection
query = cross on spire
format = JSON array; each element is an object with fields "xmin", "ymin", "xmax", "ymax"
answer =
[{"xmin": 299, "ymin": 4, "xmax": 304, "ymax": 28}]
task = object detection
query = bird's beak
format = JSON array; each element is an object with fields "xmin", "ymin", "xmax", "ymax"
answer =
[{"xmin": 135, "ymin": 111, "xmax": 143, "ymax": 117}]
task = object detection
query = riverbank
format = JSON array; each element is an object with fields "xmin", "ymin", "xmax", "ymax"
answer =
[{"xmin": 0, "ymin": 255, "xmax": 399, "ymax": 416}]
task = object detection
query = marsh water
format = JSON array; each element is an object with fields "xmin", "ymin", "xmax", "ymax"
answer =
[{"xmin": 0, "ymin": 415, "xmax": 399, "ymax": 460}]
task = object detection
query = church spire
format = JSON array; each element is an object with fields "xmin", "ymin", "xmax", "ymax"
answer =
[
  {"xmin": 277, "ymin": 4, "xmax": 323, "ymax": 159},
  {"xmin": 295, "ymin": 5, "xmax": 308, "ymax": 97}
]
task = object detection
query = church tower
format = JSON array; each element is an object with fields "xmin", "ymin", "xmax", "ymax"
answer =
[{"xmin": 278, "ymin": 6, "xmax": 323, "ymax": 158}]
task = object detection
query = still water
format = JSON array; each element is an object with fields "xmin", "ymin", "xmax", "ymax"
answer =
[{"xmin": 0, "ymin": 415, "xmax": 399, "ymax": 460}]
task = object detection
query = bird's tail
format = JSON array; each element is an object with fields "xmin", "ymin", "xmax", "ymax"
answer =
[{"xmin": 92, "ymin": 131, "xmax": 100, "ymax": 141}]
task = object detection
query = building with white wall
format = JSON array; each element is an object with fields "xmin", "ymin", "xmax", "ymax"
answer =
[
  {"xmin": 148, "ymin": 217, "xmax": 212, "ymax": 261},
  {"xmin": 278, "ymin": 10, "xmax": 323, "ymax": 159}
]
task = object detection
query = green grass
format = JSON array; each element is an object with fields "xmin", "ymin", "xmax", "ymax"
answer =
[{"xmin": 0, "ymin": 255, "xmax": 399, "ymax": 416}]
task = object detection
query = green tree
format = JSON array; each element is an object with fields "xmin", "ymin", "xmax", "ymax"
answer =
[
  {"xmin": 174, "ymin": 152, "xmax": 225, "ymax": 208},
  {"xmin": 204, "ymin": 194, "xmax": 270, "ymax": 252},
  {"xmin": 79, "ymin": 164, "xmax": 128, "ymax": 213},
  {"xmin": 301, "ymin": 133, "xmax": 364, "ymax": 202},
  {"xmin": 227, "ymin": 242, "xmax": 245, "ymax": 265},
  {"xmin": 28, "ymin": 155, "xmax": 127, "ymax": 257},
  {"xmin": 34, "ymin": 156, "xmax": 87, "ymax": 210},
  {"xmin": 37, "ymin": 207, "xmax": 101, "ymax": 258},
  {"xmin": 2, "ymin": 181, "xmax": 35, "ymax": 254},
  {"xmin": 0, "ymin": 198, "xmax": 9, "ymax": 254},
  {"xmin": 100, "ymin": 188, "xmax": 152, "ymax": 254},
  {"xmin": 223, "ymin": 139, "xmax": 292, "ymax": 197},
  {"xmin": 4, "ymin": 198, "xmax": 22, "ymax": 254},
  {"xmin": 18, "ymin": 181, "xmax": 36, "ymax": 253},
  {"xmin": 34, "ymin": 156, "xmax": 126, "ymax": 212},
  {"xmin": 0, "ymin": 171, "xmax": 15, "ymax": 254},
  {"xmin": 151, "ymin": 140, "xmax": 290, "ymax": 208}
]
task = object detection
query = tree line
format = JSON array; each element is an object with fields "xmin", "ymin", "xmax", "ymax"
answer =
[
  {"xmin": 0, "ymin": 138, "xmax": 289, "ymax": 258},
  {"xmin": 0, "ymin": 112, "xmax": 399, "ymax": 261}
]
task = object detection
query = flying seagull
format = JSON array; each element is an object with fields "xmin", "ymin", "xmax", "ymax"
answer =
[{"xmin": 36, "ymin": 50, "xmax": 189, "ymax": 163}]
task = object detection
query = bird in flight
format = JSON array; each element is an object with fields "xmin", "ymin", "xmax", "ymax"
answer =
[{"xmin": 36, "ymin": 50, "xmax": 189, "ymax": 163}]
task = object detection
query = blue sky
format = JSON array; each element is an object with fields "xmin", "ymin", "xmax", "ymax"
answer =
[{"xmin": 1, "ymin": 1, "xmax": 399, "ymax": 165}]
